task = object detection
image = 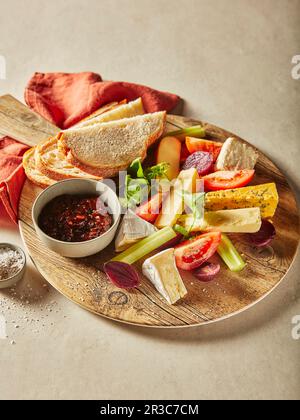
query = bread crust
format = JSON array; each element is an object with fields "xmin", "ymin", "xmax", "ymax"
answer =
[
  {"xmin": 23, "ymin": 148, "xmax": 55, "ymax": 189},
  {"xmin": 35, "ymin": 138, "xmax": 101, "ymax": 181}
]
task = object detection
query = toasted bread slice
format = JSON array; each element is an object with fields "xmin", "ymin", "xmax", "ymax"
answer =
[
  {"xmin": 23, "ymin": 148, "xmax": 55, "ymax": 188},
  {"xmin": 74, "ymin": 98, "xmax": 144, "ymax": 129},
  {"xmin": 35, "ymin": 138, "xmax": 101, "ymax": 181},
  {"xmin": 59, "ymin": 111, "xmax": 166, "ymax": 175}
]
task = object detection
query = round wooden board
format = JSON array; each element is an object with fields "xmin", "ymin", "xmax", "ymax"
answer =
[{"xmin": 19, "ymin": 115, "xmax": 300, "ymax": 327}]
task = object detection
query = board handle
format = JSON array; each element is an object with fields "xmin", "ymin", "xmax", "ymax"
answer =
[{"xmin": 0, "ymin": 94, "xmax": 59, "ymax": 146}]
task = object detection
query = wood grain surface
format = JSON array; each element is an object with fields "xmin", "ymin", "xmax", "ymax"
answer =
[
  {"xmin": 0, "ymin": 95, "xmax": 59, "ymax": 145},
  {"xmin": 18, "ymin": 115, "xmax": 300, "ymax": 327}
]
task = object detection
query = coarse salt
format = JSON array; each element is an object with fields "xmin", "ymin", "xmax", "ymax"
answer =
[{"xmin": 0, "ymin": 247, "xmax": 24, "ymax": 280}]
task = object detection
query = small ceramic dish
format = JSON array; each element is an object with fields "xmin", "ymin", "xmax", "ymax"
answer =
[
  {"xmin": 0, "ymin": 243, "xmax": 26, "ymax": 289},
  {"xmin": 32, "ymin": 178, "xmax": 121, "ymax": 258}
]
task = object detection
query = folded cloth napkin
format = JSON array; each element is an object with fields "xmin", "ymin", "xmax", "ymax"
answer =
[
  {"xmin": 0, "ymin": 71, "xmax": 180, "ymax": 225},
  {"xmin": 25, "ymin": 72, "xmax": 180, "ymax": 129},
  {"xmin": 0, "ymin": 137, "xmax": 28, "ymax": 224}
]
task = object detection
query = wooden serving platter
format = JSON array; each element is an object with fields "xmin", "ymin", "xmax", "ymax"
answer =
[
  {"xmin": 18, "ymin": 115, "xmax": 300, "ymax": 327},
  {"xmin": 0, "ymin": 95, "xmax": 59, "ymax": 144}
]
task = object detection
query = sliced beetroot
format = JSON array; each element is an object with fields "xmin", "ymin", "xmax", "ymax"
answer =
[
  {"xmin": 182, "ymin": 151, "xmax": 214, "ymax": 176},
  {"xmin": 193, "ymin": 262, "xmax": 220, "ymax": 282},
  {"xmin": 156, "ymin": 233, "xmax": 183, "ymax": 252},
  {"xmin": 248, "ymin": 220, "xmax": 276, "ymax": 247},
  {"xmin": 104, "ymin": 261, "xmax": 141, "ymax": 289}
]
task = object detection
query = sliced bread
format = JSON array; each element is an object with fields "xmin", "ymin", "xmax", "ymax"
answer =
[
  {"xmin": 66, "ymin": 151, "xmax": 127, "ymax": 178},
  {"xmin": 59, "ymin": 111, "xmax": 166, "ymax": 177},
  {"xmin": 74, "ymin": 98, "xmax": 144, "ymax": 129},
  {"xmin": 35, "ymin": 137, "xmax": 101, "ymax": 181},
  {"xmin": 23, "ymin": 148, "xmax": 55, "ymax": 188}
]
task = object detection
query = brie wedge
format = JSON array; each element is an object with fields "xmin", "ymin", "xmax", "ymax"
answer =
[
  {"xmin": 215, "ymin": 137, "xmax": 259, "ymax": 171},
  {"xmin": 142, "ymin": 248, "xmax": 187, "ymax": 305},
  {"xmin": 115, "ymin": 209, "xmax": 157, "ymax": 252}
]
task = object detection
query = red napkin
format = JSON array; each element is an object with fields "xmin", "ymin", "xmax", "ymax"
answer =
[
  {"xmin": 0, "ymin": 137, "xmax": 28, "ymax": 225},
  {"xmin": 0, "ymin": 72, "xmax": 180, "ymax": 225},
  {"xmin": 25, "ymin": 72, "xmax": 180, "ymax": 129}
]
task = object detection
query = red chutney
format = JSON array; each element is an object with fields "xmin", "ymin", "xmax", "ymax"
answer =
[{"xmin": 38, "ymin": 195, "xmax": 113, "ymax": 242}]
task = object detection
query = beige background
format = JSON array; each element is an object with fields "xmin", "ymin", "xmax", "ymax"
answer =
[{"xmin": 0, "ymin": 0, "xmax": 300, "ymax": 400}]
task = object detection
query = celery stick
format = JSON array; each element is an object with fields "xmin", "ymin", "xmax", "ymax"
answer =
[
  {"xmin": 111, "ymin": 227, "xmax": 176, "ymax": 264},
  {"xmin": 217, "ymin": 234, "xmax": 246, "ymax": 272},
  {"xmin": 173, "ymin": 224, "xmax": 189, "ymax": 238},
  {"xmin": 167, "ymin": 125, "xmax": 206, "ymax": 140}
]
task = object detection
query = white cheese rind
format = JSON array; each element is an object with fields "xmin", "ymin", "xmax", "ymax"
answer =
[
  {"xmin": 115, "ymin": 209, "xmax": 157, "ymax": 252},
  {"xmin": 215, "ymin": 137, "xmax": 259, "ymax": 171},
  {"xmin": 142, "ymin": 248, "xmax": 187, "ymax": 305}
]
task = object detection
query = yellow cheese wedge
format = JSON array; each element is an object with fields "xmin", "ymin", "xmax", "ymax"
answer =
[
  {"xmin": 205, "ymin": 183, "xmax": 279, "ymax": 218},
  {"xmin": 155, "ymin": 168, "xmax": 199, "ymax": 228},
  {"xmin": 178, "ymin": 207, "xmax": 262, "ymax": 233}
]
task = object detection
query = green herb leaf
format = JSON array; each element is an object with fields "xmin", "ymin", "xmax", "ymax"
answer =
[
  {"xmin": 129, "ymin": 158, "xmax": 145, "ymax": 179},
  {"xmin": 145, "ymin": 162, "xmax": 170, "ymax": 181},
  {"xmin": 122, "ymin": 175, "xmax": 149, "ymax": 208}
]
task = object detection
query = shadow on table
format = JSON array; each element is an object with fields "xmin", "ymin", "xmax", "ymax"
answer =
[
  {"xmin": 97, "ymin": 252, "xmax": 300, "ymax": 344},
  {"xmin": 0, "ymin": 262, "xmax": 49, "ymax": 304}
]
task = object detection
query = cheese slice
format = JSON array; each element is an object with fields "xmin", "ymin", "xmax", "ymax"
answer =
[
  {"xmin": 155, "ymin": 168, "xmax": 199, "ymax": 228},
  {"xmin": 205, "ymin": 183, "xmax": 279, "ymax": 218},
  {"xmin": 178, "ymin": 207, "xmax": 262, "ymax": 233},
  {"xmin": 115, "ymin": 209, "xmax": 157, "ymax": 252},
  {"xmin": 142, "ymin": 248, "xmax": 187, "ymax": 305}
]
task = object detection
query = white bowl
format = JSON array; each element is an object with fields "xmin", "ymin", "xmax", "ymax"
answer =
[
  {"xmin": 0, "ymin": 243, "xmax": 26, "ymax": 289},
  {"xmin": 32, "ymin": 179, "xmax": 121, "ymax": 258}
]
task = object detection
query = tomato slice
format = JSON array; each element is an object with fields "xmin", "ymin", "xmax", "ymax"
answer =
[
  {"xmin": 180, "ymin": 143, "xmax": 190, "ymax": 163},
  {"xmin": 186, "ymin": 137, "xmax": 223, "ymax": 162},
  {"xmin": 174, "ymin": 232, "xmax": 221, "ymax": 271},
  {"xmin": 136, "ymin": 192, "xmax": 163, "ymax": 223},
  {"xmin": 203, "ymin": 170, "xmax": 255, "ymax": 191}
]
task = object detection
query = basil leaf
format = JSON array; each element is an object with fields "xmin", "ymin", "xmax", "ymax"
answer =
[{"xmin": 129, "ymin": 158, "xmax": 145, "ymax": 179}]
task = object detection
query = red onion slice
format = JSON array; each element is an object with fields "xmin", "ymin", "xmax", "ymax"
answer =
[
  {"xmin": 248, "ymin": 220, "xmax": 276, "ymax": 247},
  {"xmin": 193, "ymin": 262, "xmax": 220, "ymax": 282},
  {"xmin": 104, "ymin": 261, "xmax": 141, "ymax": 289}
]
